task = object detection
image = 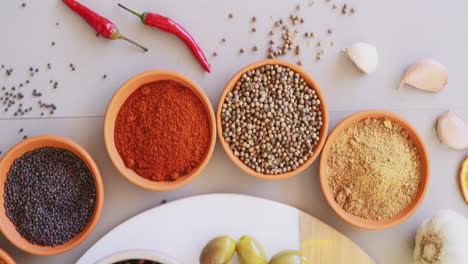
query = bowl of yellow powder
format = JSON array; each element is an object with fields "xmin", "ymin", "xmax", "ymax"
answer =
[{"xmin": 319, "ymin": 110, "xmax": 430, "ymax": 230}]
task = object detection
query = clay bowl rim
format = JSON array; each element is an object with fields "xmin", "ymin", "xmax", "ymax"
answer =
[
  {"xmin": 216, "ymin": 59, "xmax": 329, "ymax": 180},
  {"xmin": 318, "ymin": 110, "xmax": 430, "ymax": 230},
  {"xmin": 460, "ymin": 157, "xmax": 468, "ymax": 204},
  {"xmin": 0, "ymin": 135, "xmax": 104, "ymax": 256},
  {"xmin": 0, "ymin": 248, "xmax": 15, "ymax": 264},
  {"xmin": 104, "ymin": 70, "xmax": 216, "ymax": 191}
]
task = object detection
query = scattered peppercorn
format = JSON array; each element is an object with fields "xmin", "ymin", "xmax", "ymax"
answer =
[
  {"xmin": 51, "ymin": 42, "xmax": 55, "ymax": 46},
  {"xmin": 21, "ymin": 3, "xmax": 26, "ymax": 7}
]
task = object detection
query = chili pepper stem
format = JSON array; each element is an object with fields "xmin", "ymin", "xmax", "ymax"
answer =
[
  {"xmin": 116, "ymin": 33, "xmax": 148, "ymax": 52},
  {"xmin": 118, "ymin": 3, "xmax": 143, "ymax": 19}
]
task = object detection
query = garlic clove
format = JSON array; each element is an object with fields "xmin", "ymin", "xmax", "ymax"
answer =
[
  {"xmin": 400, "ymin": 58, "xmax": 448, "ymax": 92},
  {"xmin": 436, "ymin": 111, "xmax": 468, "ymax": 150},
  {"xmin": 344, "ymin": 42, "xmax": 378, "ymax": 74}
]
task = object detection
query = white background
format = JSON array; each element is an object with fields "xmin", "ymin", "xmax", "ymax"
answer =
[{"xmin": 0, "ymin": 0, "xmax": 467, "ymax": 263}]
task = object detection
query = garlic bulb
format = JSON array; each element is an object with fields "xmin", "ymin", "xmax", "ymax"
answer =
[
  {"xmin": 344, "ymin": 42, "xmax": 378, "ymax": 74},
  {"xmin": 436, "ymin": 112, "xmax": 468, "ymax": 150},
  {"xmin": 413, "ymin": 210, "xmax": 468, "ymax": 264},
  {"xmin": 400, "ymin": 59, "xmax": 448, "ymax": 92}
]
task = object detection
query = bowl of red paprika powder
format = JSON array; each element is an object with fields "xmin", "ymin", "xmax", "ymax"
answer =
[{"xmin": 104, "ymin": 70, "xmax": 216, "ymax": 191}]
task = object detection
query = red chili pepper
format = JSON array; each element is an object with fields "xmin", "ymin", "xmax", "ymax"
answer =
[
  {"xmin": 63, "ymin": 0, "xmax": 148, "ymax": 52},
  {"xmin": 118, "ymin": 4, "xmax": 211, "ymax": 73}
]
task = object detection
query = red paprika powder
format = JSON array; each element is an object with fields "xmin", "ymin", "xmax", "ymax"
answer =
[{"xmin": 114, "ymin": 80, "xmax": 210, "ymax": 181}]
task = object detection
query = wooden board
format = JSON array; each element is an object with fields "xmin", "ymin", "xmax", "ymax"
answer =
[{"xmin": 77, "ymin": 194, "xmax": 373, "ymax": 264}]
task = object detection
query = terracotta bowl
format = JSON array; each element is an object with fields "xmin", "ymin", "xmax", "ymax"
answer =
[
  {"xmin": 104, "ymin": 70, "xmax": 216, "ymax": 191},
  {"xmin": 0, "ymin": 248, "xmax": 15, "ymax": 264},
  {"xmin": 0, "ymin": 135, "xmax": 104, "ymax": 255},
  {"xmin": 319, "ymin": 110, "xmax": 430, "ymax": 230},
  {"xmin": 217, "ymin": 59, "xmax": 329, "ymax": 180}
]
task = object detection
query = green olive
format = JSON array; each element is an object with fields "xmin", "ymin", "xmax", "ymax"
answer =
[
  {"xmin": 199, "ymin": 236, "xmax": 236, "ymax": 264},
  {"xmin": 236, "ymin": 235, "xmax": 267, "ymax": 264},
  {"xmin": 268, "ymin": 250, "xmax": 308, "ymax": 264}
]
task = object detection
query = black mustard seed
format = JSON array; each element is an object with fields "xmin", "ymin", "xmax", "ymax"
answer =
[{"xmin": 4, "ymin": 147, "xmax": 96, "ymax": 246}]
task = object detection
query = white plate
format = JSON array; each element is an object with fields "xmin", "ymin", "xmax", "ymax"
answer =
[{"xmin": 77, "ymin": 194, "xmax": 373, "ymax": 264}]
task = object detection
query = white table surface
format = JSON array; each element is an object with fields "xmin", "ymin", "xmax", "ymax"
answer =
[{"xmin": 0, "ymin": 0, "xmax": 467, "ymax": 263}]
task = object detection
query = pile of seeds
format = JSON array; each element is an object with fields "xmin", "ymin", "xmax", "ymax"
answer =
[
  {"xmin": 327, "ymin": 118, "xmax": 422, "ymax": 220},
  {"xmin": 221, "ymin": 64, "xmax": 323, "ymax": 175},
  {"xmin": 4, "ymin": 147, "xmax": 96, "ymax": 246},
  {"xmin": 114, "ymin": 260, "xmax": 161, "ymax": 264}
]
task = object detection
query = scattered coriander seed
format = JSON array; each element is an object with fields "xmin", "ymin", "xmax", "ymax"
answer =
[
  {"xmin": 305, "ymin": 32, "xmax": 310, "ymax": 38},
  {"xmin": 300, "ymin": 18, "xmax": 304, "ymax": 23},
  {"xmin": 296, "ymin": 4, "xmax": 301, "ymax": 10},
  {"xmin": 328, "ymin": 28, "xmax": 333, "ymax": 34},
  {"xmin": 317, "ymin": 41, "xmax": 322, "ymax": 47},
  {"xmin": 251, "ymin": 28, "xmax": 256, "ymax": 32},
  {"xmin": 342, "ymin": 3, "xmax": 348, "ymax": 14},
  {"xmin": 351, "ymin": 7, "xmax": 356, "ymax": 13},
  {"xmin": 298, "ymin": 60, "xmax": 303, "ymax": 66},
  {"xmin": 252, "ymin": 16, "xmax": 257, "ymax": 22},
  {"xmin": 316, "ymin": 55, "xmax": 321, "ymax": 60},
  {"xmin": 332, "ymin": 4, "xmax": 337, "ymax": 9},
  {"xmin": 213, "ymin": 52, "xmax": 218, "ymax": 57},
  {"xmin": 311, "ymin": 32, "xmax": 315, "ymax": 38},
  {"xmin": 221, "ymin": 38, "xmax": 226, "ymax": 43},
  {"xmin": 228, "ymin": 13, "xmax": 233, "ymax": 19},
  {"xmin": 240, "ymin": 48, "xmax": 245, "ymax": 53},
  {"xmin": 309, "ymin": 1, "xmax": 315, "ymax": 6},
  {"xmin": 269, "ymin": 40, "xmax": 275, "ymax": 45},
  {"xmin": 269, "ymin": 30, "xmax": 274, "ymax": 36},
  {"xmin": 253, "ymin": 46, "xmax": 259, "ymax": 52}
]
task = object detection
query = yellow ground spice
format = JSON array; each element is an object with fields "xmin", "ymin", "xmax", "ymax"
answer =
[{"xmin": 328, "ymin": 118, "xmax": 422, "ymax": 220}]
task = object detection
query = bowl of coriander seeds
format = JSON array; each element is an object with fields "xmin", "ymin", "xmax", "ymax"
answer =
[{"xmin": 217, "ymin": 59, "xmax": 329, "ymax": 180}]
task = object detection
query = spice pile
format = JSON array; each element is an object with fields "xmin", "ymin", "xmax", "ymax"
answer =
[
  {"xmin": 4, "ymin": 147, "xmax": 96, "ymax": 246},
  {"xmin": 113, "ymin": 260, "xmax": 161, "ymax": 264},
  {"xmin": 114, "ymin": 80, "xmax": 211, "ymax": 181},
  {"xmin": 327, "ymin": 118, "xmax": 422, "ymax": 220},
  {"xmin": 221, "ymin": 64, "xmax": 323, "ymax": 175}
]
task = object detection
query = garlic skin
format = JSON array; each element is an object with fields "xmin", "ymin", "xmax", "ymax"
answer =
[
  {"xmin": 400, "ymin": 59, "xmax": 448, "ymax": 92},
  {"xmin": 413, "ymin": 210, "xmax": 468, "ymax": 264},
  {"xmin": 344, "ymin": 42, "xmax": 378, "ymax": 74},
  {"xmin": 437, "ymin": 112, "xmax": 468, "ymax": 150}
]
